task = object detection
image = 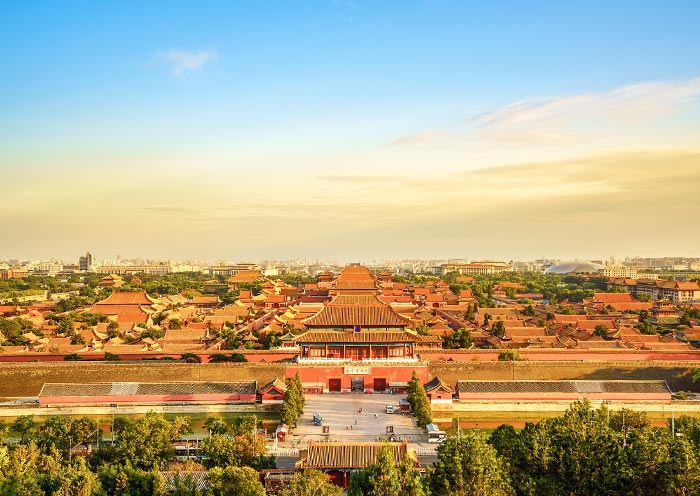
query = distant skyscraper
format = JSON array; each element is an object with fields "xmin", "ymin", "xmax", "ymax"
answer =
[{"xmin": 79, "ymin": 251, "xmax": 93, "ymax": 271}]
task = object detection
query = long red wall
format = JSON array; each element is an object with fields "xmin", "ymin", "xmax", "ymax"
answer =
[{"xmin": 419, "ymin": 349, "xmax": 700, "ymax": 362}]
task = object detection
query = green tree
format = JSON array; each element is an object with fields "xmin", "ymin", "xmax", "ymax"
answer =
[
  {"xmin": 180, "ymin": 353, "xmax": 202, "ymax": 363},
  {"xmin": 406, "ymin": 372, "xmax": 432, "ymax": 427},
  {"xmin": 498, "ymin": 350, "xmax": 521, "ymax": 361},
  {"xmin": 97, "ymin": 463, "xmax": 165, "ymax": 495},
  {"xmin": 279, "ymin": 469, "xmax": 343, "ymax": 496},
  {"xmin": 428, "ymin": 434, "xmax": 514, "ymax": 496},
  {"xmin": 593, "ymin": 324, "xmax": 609, "ymax": 337},
  {"xmin": 199, "ymin": 420, "xmax": 273, "ymax": 470},
  {"xmin": 281, "ymin": 372, "xmax": 305, "ymax": 427},
  {"xmin": 522, "ymin": 305, "xmax": 536, "ymax": 317},
  {"xmin": 206, "ymin": 466, "xmax": 265, "ymax": 496},
  {"xmin": 11, "ymin": 415, "xmax": 37, "ymax": 443},
  {"xmin": 204, "ymin": 417, "xmax": 229, "ymax": 436},
  {"xmin": 348, "ymin": 445, "xmax": 425, "ymax": 496},
  {"xmin": 491, "ymin": 320, "xmax": 506, "ymax": 337},
  {"xmin": 97, "ymin": 412, "xmax": 189, "ymax": 471}
]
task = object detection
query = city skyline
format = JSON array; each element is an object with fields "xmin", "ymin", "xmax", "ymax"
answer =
[{"xmin": 2, "ymin": 2, "xmax": 700, "ymax": 261}]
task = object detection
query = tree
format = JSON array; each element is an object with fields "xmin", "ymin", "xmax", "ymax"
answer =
[
  {"xmin": 204, "ymin": 417, "xmax": 229, "ymax": 436},
  {"xmin": 348, "ymin": 445, "xmax": 425, "ymax": 496},
  {"xmin": 491, "ymin": 320, "xmax": 506, "ymax": 337},
  {"xmin": 279, "ymin": 469, "xmax": 343, "ymax": 496},
  {"xmin": 36, "ymin": 416, "xmax": 99, "ymax": 459},
  {"xmin": 593, "ymin": 324, "xmax": 609, "ymax": 337},
  {"xmin": 406, "ymin": 372, "xmax": 432, "ymax": 427},
  {"xmin": 97, "ymin": 463, "xmax": 165, "ymax": 495},
  {"xmin": 180, "ymin": 352, "xmax": 202, "ymax": 363},
  {"xmin": 97, "ymin": 412, "xmax": 189, "ymax": 471},
  {"xmin": 498, "ymin": 350, "xmax": 521, "ymax": 361},
  {"xmin": 281, "ymin": 372, "xmax": 305, "ymax": 427},
  {"xmin": 428, "ymin": 434, "xmax": 514, "ymax": 496},
  {"xmin": 444, "ymin": 328, "xmax": 472, "ymax": 349},
  {"xmin": 522, "ymin": 305, "xmax": 536, "ymax": 317},
  {"xmin": 206, "ymin": 466, "xmax": 265, "ymax": 496},
  {"xmin": 199, "ymin": 416, "xmax": 273, "ymax": 470},
  {"xmin": 10, "ymin": 415, "xmax": 37, "ymax": 444}
]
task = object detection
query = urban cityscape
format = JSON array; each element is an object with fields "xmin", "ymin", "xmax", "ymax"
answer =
[{"xmin": 3, "ymin": 1, "xmax": 700, "ymax": 495}]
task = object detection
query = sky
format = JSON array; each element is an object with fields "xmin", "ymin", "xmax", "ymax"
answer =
[{"xmin": 1, "ymin": 1, "xmax": 700, "ymax": 263}]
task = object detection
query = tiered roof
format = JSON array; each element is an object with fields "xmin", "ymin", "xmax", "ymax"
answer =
[
  {"xmin": 330, "ymin": 266, "xmax": 379, "ymax": 294},
  {"xmin": 295, "ymin": 330, "xmax": 417, "ymax": 344},
  {"xmin": 301, "ymin": 294, "xmax": 411, "ymax": 328},
  {"xmin": 89, "ymin": 291, "xmax": 156, "ymax": 323}
]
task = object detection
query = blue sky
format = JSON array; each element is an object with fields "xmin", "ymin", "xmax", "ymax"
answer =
[{"xmin": 2, "ymin": 1, "xmax": 700, "ymax": 261}]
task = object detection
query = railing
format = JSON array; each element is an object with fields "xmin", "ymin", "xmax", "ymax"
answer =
[
  {"xmin": 268, "ymin": 447, "xmax": 299, "ymax": 456},
  {"xmin": 415, "ymin": 447, "xmax": 438, "ymax": 455}
]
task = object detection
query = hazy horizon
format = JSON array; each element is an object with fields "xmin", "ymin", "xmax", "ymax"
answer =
[{"xmin": 2, "ymin": 2, "xmax": 699, "ymax": 261}]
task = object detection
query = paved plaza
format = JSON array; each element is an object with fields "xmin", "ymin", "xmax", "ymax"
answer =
[{"xmin": 283, "ymin": 393, "xmax": 426, "ymax": 446}]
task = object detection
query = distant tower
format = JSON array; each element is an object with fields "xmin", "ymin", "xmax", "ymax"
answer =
[{"xmin": 79, "ymin": 251, "xmax": 93, "ymax": 272}]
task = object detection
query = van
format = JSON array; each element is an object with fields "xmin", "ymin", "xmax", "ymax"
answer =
[{"xmin": 385, "ymin": 405, "xmax": 394, "ymax": 414}]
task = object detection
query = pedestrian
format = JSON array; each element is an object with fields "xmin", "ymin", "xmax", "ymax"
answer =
[{"xmin": 355, "ymin": 419, "xmax": 357, "ymax": 426}]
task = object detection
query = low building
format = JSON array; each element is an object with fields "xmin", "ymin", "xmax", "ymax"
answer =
[
  {"xmin": 296, "ymin": 441, "xmax": 417, "ymax": 489},
  {"xmin": 455, "ymin": 380, "xmax": 672, "ymax": 402},
  {"xmin": 423, "ymin": 376, "xmax": 454, "ymax": 403},
  {"xmin": 603, "ymin": 266, "xmax": 639, "ymax": 278},
  {"xmin": 608, "ymin": 278, "xmax": 700, "ymax": 303},
  {"xmin": 100, "ymin": 274, "xmax": 125, "ymax": 287},
  {"xmin": 258, "ymin": 377, "xmax": 287, "ymax": 403},
  {"xmin": 38, "ymin": 381, "xmax": 258, "ymax": 405}
]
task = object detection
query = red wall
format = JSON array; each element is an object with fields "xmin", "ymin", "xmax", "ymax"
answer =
[
  {"xmin": 420, "ymin": 350, "xmax": 700, "ymax": 362},
  {"xmin": 286, "ymin": 365, "xmax": 429, "ymax": 391}
]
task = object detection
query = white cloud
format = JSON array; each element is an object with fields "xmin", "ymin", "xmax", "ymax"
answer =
[
  {"xmin": 471, "ymin": 78, "xmax": 700, "ymax": 132},
  {"xmin": 158, "ymin": 49, "xmax": 218, "ymax": 78},
  {"xmin": 391, "ymin": 78, "xmax": 700, "ymax": 150}
]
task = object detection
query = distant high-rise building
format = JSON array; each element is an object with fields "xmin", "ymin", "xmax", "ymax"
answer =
[{"xmin": 79, "ymin": 251, "xmax": 93, "ymax": 272}]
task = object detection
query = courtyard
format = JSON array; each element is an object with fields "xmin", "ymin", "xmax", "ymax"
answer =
[{"xmin": 284, "ymin": 393, "xmax": 425, "ymax": 446}]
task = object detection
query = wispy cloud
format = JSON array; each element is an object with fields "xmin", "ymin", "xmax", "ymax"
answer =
[
  {"xmin": 472, "ymin": 78, "xmax": 700, "ymax": 131},
  {"xmin": 391, "ymin": 78, "xmax": 700, "ymax": 148},
  {"xmin": 157, "ymin": 49, "xmax": 218, "ymax": 78},
  {"xmin": 139, "ymin": 206, "xmax": 200, "ymax": 216}
]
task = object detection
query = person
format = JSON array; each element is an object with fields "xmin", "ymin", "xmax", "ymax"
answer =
[{"xmin": 358, "ymin": 408, "xmax": 362, "ymax": 414}]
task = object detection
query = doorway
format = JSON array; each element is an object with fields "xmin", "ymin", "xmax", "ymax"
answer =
[
  {"xmin": 351, "ymin": 377, "xmax": 365, "ymax": 392},
  {"xmin": 373, "ymin": 378, "xmax": 387, "ymax": 392}
]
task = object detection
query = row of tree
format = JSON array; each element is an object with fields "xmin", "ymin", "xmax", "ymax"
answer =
[
  {"xmin": 406, "ymin": 372, "xmax": 432, "ymax": 427},
  {"xmin": 344, "ymin": 400, "xmax": 700, "ymax": 496},
  {"xmin": 280, "ymin": 372, "xmax": 305, "ymax": 426}
]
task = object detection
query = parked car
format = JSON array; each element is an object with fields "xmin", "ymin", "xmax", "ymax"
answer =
[{"xmin": 386, "ymin": 405, "xmax": 394, "ymax": 414}]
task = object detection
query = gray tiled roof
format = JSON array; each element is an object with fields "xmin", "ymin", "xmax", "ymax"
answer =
[
  {"xmin": 455, "ymin": 380, "xmax": 670, "ymax": 395},
  {"xmin": 39, "ymin": 381, "xmax": 257, "ymax": 397}
]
